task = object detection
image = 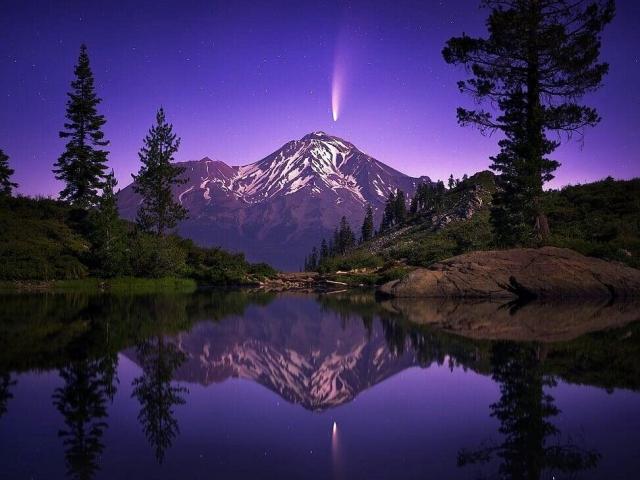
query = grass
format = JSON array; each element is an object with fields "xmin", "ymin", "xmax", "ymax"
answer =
[{"xmin": 0, "ymin": 277, "xmax": 198, "ymax": 294}]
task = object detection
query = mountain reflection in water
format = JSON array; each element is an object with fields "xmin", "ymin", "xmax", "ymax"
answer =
[{"xmin": 0, "ymin": 290, "xmax": 639, "ymax": 479}]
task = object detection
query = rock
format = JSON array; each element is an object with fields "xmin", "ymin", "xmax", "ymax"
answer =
[{"xmin": 378, "ymin": 247, "xmax": 640, "ymax": 299}]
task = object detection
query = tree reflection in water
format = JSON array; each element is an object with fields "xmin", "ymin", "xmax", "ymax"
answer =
[
  {"xmin": 0, "ymin": 372, "xmax": 16, "ymax": 419},
  {"xmin": 457, "ymin": 342, "xmax": 600, "ymax": 479},
  {"xmin": 52, "ymin": 355, "xmax": 118, "ymax": 480},
  {"xmin": 132, "ymin": 335, "xmax": 188, "ymax": 464}
]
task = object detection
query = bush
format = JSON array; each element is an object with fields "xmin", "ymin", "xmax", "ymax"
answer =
[{"xmin": 129, "ymin": 234, "xmax": 187, "ymax": 278}]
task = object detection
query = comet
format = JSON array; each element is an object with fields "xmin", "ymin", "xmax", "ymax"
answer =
[{"xmin": 331, "ymin": 65, "xmax": 342, "ymax": 122}]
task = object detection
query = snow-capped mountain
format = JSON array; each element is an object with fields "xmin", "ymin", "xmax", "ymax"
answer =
[{"xmin": 118, "ymin": 131, "xmax": 431, "ymax": 269}]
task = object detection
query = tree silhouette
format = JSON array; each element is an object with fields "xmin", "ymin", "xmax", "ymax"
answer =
[
  {"xmin": 443, "ymin": 0, "xmax": 614, "ymax": 243},
  {"xmin": 53, "ymin": 44, "xmax": 109, "ymax": 208},
  {"xmin": 132, "ymin": 108, "xmax": 187, "ymax": 236},
  {"xmin": 0, "ymin": 372, "xmax": 16, "ymax": 419},
  {"xmin": 132, "ymin": 336, "xmax": 188, "ymax": 464},
  {"xmin": 0, "ymin": 149, "xmax": 17, "ymax": 197},
  {"xmin": 458, "ymin": 342, "xmax": 600, "ymax": 479},
  {"xmin": 52, "ymin": 355, "xmax": 118, "ymax": 480}
]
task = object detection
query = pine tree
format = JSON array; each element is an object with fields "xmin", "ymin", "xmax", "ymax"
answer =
[
  {"xmin": 409, "ymin": 194, "xmax": 418, "ymax": 215},
  {"xmin": 133, "ymin": 108, "xmax": 187, "ymax": 236},
  {"xmin": 443, "ymin": 0, "xmax": 614, "ymax": 243},
  {"xmin": 434, "ymin": 180, "xmax": 446, "ymax": 210},
  {"xmin": 0, "ymin": 149, "xmax": 17, "ymax": 197},
  {"xmin": 394, "ymin": 190, "xmax": 407, "ymax": 224},
  {"xmin": 310, "ymin": 247, "xmax": 318, "ymax": 270},
  {"xmin": 331, "ymin": 228, "xmax": 340, "ymax": 255},
  {"xmin": 53, "ymin": 44, "xmax": 109, "ymax": 209},
  {"xmin": 320, "ymin": 238, "xmax": 329, "ymax": 261},
  {"xmin": 411, "ymin": 183, "xmax": 434, "ymax": 214},
  {"xmin": 380, "ymin": 191, "xmax": 396, "ymax": 232},
  {"xmin": 361, "ymin": 204, "xmax": 374, "ymax": 243},
  {"xmin": 448, "ymin": 174, "xmax": 455, "ymax": 189},
  {"xmin": 90, "ymin": 170, "xmax": 127, "ymax": 277},
  {"xmin": 335, "ymin": 216, "xmax": 356, "ymax": 254}
]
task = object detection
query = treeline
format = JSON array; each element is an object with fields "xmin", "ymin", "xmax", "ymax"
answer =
[
  {"xmin": 303, "ymin": 174, "xmax": 474, "ymax": 271},
  {"xmin": 0, "ymin": 45, "xmax": 275, "ymax": 284}
]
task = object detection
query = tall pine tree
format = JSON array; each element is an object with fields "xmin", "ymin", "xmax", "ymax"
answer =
[
  {"xmin": 361, "ymin": 204, "xmax": 374, "ymax": 243},
  {"xmin": 0, "ymin": 149, "xmax": 17, "ymax": 197},
  {"xmin": 133, "ymin": 108, "xmax": 187, "ymax": 236},
  {"xmin": 443, "ymin": 0, "xmax": 614, "ymax": 244},
  {"xmin": 53, "ymin": 44, "xmax": 109, "ymax": 209}
]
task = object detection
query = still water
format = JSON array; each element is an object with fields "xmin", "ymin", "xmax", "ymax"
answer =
[{"xmin": 0, "ymin": 291, "xmax": 639, "ymax": 479}]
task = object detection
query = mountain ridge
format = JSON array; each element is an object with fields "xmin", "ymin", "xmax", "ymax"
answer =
[{"xmin": 118, "ymin": 132, "xmax": 432, "ymax": 270}]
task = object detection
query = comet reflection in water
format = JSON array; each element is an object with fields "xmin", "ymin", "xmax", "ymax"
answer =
[{"xmin": 331, "ymin": 421, "xmax": 343, "ymax": 479}]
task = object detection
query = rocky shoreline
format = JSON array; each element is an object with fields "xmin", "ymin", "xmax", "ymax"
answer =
[
  {"xmin": 378, "ymin": 247, "xmax": 640, "ymax": 300},
  {"xmin": 258, "ymin": 272, "xmax": 350, "ymax": 293}
]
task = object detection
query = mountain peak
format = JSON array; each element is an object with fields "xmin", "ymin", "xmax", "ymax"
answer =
[
  {"xmin": 118, "ymin": 132, "xmax": 431, "ymax": 269},
  {"xmin": 300, "ymin": 131, "xmax": 348, "ymax": 144}
]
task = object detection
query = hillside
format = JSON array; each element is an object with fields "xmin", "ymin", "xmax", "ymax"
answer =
[
  {"xmin": 315, "ymin": 175, "xmax": 640, "ymax": 281},
  {"xmin": 0, "ymin": 196, "xmax": 275, "ymax": 284}
]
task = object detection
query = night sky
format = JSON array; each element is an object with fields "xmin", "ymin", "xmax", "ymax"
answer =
[{"xmin": 1, "ymin": 0, "xmax": 639, "ymax": 197}]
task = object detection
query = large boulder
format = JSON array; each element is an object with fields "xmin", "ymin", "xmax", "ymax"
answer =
[{"xmin": 378, "ymin": 247, "xmax": 640, "ymax": 299}]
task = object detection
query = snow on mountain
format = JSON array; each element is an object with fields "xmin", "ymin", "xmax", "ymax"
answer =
[{"xmin": 118, "ymin": 132, "xmax": 432, "ymax": 270}]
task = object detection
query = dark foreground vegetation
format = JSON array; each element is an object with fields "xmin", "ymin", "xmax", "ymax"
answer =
[{"xmin": 0, "ymin": 196, "xmax": 276, "ymax": 286}]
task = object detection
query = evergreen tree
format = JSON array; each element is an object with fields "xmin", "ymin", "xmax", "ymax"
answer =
[
  {"xmin": 320, "ymin": 238, "xmax": 329, "ymax": 261},
  {"xmin": 335, "ymin": 216, "xmax": 356, "ymax": 254},
  {"xmin": 448, "ymin": 174, "xmax": 455, "ymax": 189},
  {"xmin": 434, "ymin": 180, "xmax": 446, "ymax": 210},
  {"xmin": 394, "ymin": 190, "xmax": 407, "ymax": 224},
  {"xmin": 331, "ymin": 227, "xmax": 340, "ymax": 255},
  {"xmin": 133, "ymin": 108, "xmax": 187, "ymax": 236},
  {"xmin": 309, "ymin": 247, "xmax": 318, "ymax": 270},
  {"xmin": 0, "ymin": 149, "xmax": 17, "ymax": 197},
  {"xmin": 53, "ymin": 44, "xmax": 109, "ymax": 209},
  {"xmin": 411, "ymin": 183, "xmax": 435, "ymax": 214},
  {"xmin": 361, "ymin": 204, "xmax": 374, "ymax": 243},
  {"xmin": 409, "ymin": 194, "xmax": 418, "ymax": 215},
  {"xmin": 380, "ymin": 191, "xmax": 396, "ymax": 232},
  {"xmin": 90, "ymin": 170, "xmax": 127, "ymax": 277},
  {"xmin": 443, "ymin": 0, "xmax": 614, "ymax": 243}
]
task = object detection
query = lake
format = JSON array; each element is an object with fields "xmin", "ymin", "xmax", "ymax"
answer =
[{"xmin": 1, "ymin": 290, "xmax": 639, "ymax": 479}]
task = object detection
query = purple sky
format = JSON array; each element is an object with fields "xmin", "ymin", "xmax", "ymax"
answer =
[{"xmin": 1, "ymin": 0, "xmax": 639, "ymax": 197}]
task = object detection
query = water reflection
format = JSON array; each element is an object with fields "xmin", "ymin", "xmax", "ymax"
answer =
[
  {"xmin": 52, "ymin": 357, "xmax": 117, "ymax": 480},
  {"xmin": 458, "ymin": 342, "xmax": 600, "ymax": 479},
  {"xmin": 132, "ymin": 336, "xmax": 188, "ymax": 463},
  {"xmin": 0, "ymin": 372, "xmax": 16, "ymax": 419},
  {"xmin": 0, "ymin": 291, "xmax": 638, "ymax": 479}
]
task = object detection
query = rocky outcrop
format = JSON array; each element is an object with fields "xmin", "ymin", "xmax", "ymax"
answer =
[{"xmin": 379, "ymin": 247, "xmax": 640, "ymax": 299}]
